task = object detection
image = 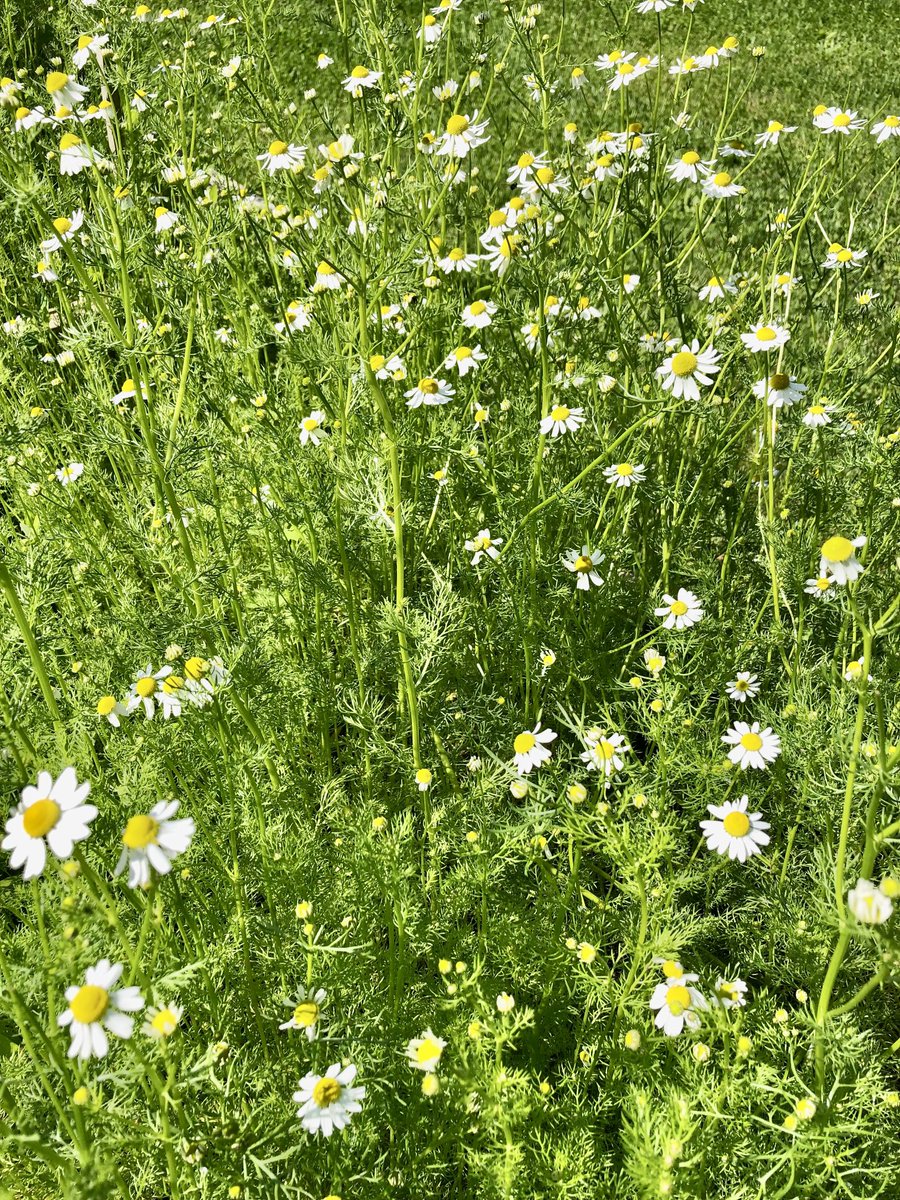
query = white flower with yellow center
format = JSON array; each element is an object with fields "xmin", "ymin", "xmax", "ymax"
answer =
[
  {"xmin": 114, "ymin": 799, "xmax": 195, "ymax": 889},
  {"xmin": 656, "ymin": 339, "xmax": 720, "ymax": 401},
  {"xmin": 2, "ymin": 768, "xmax": 96, "ymax": 880},
  {"xmin": 540, "ymin": 647, "xmax": 556, "ymax": 675},
  {"xmin": 872, "ymin": 114, "xmax": 900, "ymax": 143},
  {"xmin": 111, "ymin": 377, "xmax": 150, "ymax": 405},
  {"xmin": 415, "ymin": 768, "xmax": 433, "ymax": 792},
  {"xmin": 45, "ymin": 71, "xmax": 86, "ymax": 108},
  {"xmin": 58, "ymin": 960, "xmax": 144, "ymax": 1060},
  {"xmin": 702, "ymin": 170, "xmax": 745, "ymax": 199},
  {"xmin": 73, "ymin": 33, "xmax": 110, "ymax": 69},
  {"xmin": 803, "ymin": 403, "xmax": 833, "ymax": 428},
  {"xmin": 154, "ymin": 206, "xmax": 178, "ymax": 233},
  {"xmin": 714, "ymin": 977, "xmax": 748, "ymax": 1008},
  {"xmin": 603, "ymin": 462, "xmax": 646, "ymax": 488},
  {"xmin": 318, "ymin": 133, "xmax": 358, "ymax": 163},
  {"xmin": 580, "ymin": 730, "xmax": 628, "ymax": 778},
  {"xmin": 665, "ymin": 150, "xmax": 713, "ymax": 183},
  {"xmin": 404, "ymin": 376, "xmax": 455, "ymax": 408},
  {"xmin": 369, "ymin": 352, "xmax": 406, "ymax": 380},
  {"xmin": 741, "ymin": 320, "xmax": 790, "ymax": 353},
  {"xmin": 701, "ymin": 795, "xmax": 770, "ymax": 860},
  {"xmin": 294, "ymin": 1063, "xmax": 365, "ymax": 1136},
  {"xmin": 608, "ymin": 61, "xmax": 646, "ymax": 91},
  {"xmin": 819, "ymin": 535, "xmax": 865, "ymax": 585},
  {"xmin": 847, "ymin": 879, "xmax": 893, "ymax": 925},
  {"xmin": 507, "ymin": 149, "xmax": 547, "ymax": 187},
  {"xmin": 40, "ymin": 209, "xmax": 84, "ymax": 253},
  {"xmin": 342, "ymin": 65, "xmax": 382, "ymax": 97},
  {"xmin": 96, "ymin": 694, "xmax": 126, "ymax": 726},
  {"xmin": 752, "ymin": 373, "xmax": 806, "ymax": 409},
  {"xmin": 655, "ymin": 588, "xmax": 703, "ymax": 629},
  {"xmin": 483, "ymin": 234, "xmax": 520, "ymax": 276},
  {"xmin": 464, "ymin": 528, "xmax": 502, "ymax": 565},
  {"xmin": 814, "ymin": 107, "xmax": 864, "ymax": 135},
  {"xmin": 436, "ymin": 111, "xmax": 489, "ymax": 157},
  {"xmin": 300, "ymin": 410, "xmax": 328, "ymax": 446},
  {"xmin": 804, "ymin": 575, "xmax": 836, "ymax": 600},
  {"xmin": 823, "ymin": 244, "xmax": 866, "ymax": 270},
  {"xmin": 437, "ymin": 247, "xmax": 480, "ymax": 274},
  {"xmin": 461, "ymin": 299, "xmax": 496, "ymax": 329},
  {"xmin": 540, "ymin": 403, "xmax": 585, "ymax": 438},
  {"xmin": 316, "ymin": 52, "xmax": 333, "ymax": 69},
  {"xmin": 60, "ymin": 130, "xmax": 107, "ymax": 175},
  {"xmin": 279, "ymin": 987, "xmax": 327, "ymax": 1041},
  {"xmin": 14, "ymin": 105, "xmax": 47, "ymax": 131},
  {"xmin": 594, "ymin": 50, "xmax": 635, "ymax": 71},
  {"xmin": 313, "ymin": 261, "xmax": 341, "ymax": 291},
  {"xmin": 126, "ymin": 664, "xmax": 173, "ymax": 719},
  {"xmin": 755, "ymin": 119, "xmax": 796, "ymax": 147},
  {"xmin": 142, "ymin": 1003, "xmax": 183, "ymax": 1039},
  {"xmin": 512, "ymin": 723, "xmax": 557, "ymax": 775},
  {"xmin": 275, "ymin": 300, "xmax": 313, "ymax": 335},
  {"xmin": 649, "ymin": 975, "xmax": 706, "ymax": 1037},
  {"xmin": 56, "ymin": 461, "xmax": 85, "ymax": 485},
  {"xmin": 726, "ymin": 672, "xmax": 760, "ymax": 703},
  {"xmin": 644, "ymin": 647, "xmax": 666, "ymax": 675},
  {"xmin": 722, "ymin": 722, "xmax": 781, "ymax": 770},
  {"xmin": 563, "ymin": 546, "xmax": 605, "ymax": 590},
  {"xmin": 257, "ymin": 139, "xmax": 306, "ymax": 174},
  {"xmin": 444, "ymin": 343, "xmax": 486, "ymax": 376},
  {"xmin": 406, "ymin": 1029, "xmax": 447, "ymax": 1071}
]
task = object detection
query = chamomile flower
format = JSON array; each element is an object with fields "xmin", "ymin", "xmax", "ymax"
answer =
[
  {"xmin": 702, "ymin": 170, "xmax": 745, "ymax": 199},
  {"xmin": 342, "ymin": 65, "xmax": 382, "ymax": 96},
  {"xmin": 512, "ymin": 723, "xmax": 558, "ymax": 775},
  {"xmin": 604, "ymin": 462, "xmax": 646, "ymax": 488},
  {"xmin": 563, "ymin": 546, "xmax": 605, "ymax": 590},
  {"xmin": 755, "ymin": 119, "xmax": 796, "ymax": 147},
  {"xmin": 805, "ymin": 575, "xmax": 836, "ymax": 599},
  {"xmin": 14, "ymin": 105, "xmax": 47, "ymax": 131},
  {"xmin": 608, "ymin": 60, "xmax": 648, "ymax": 91},
  {"xmin": 871, "ymin": 114, "xmax": 900, "ymax": 143},
  {"xmin": 644, "ymin": 647, "xmax": 666, "ymax": 675},
  {"xmin": 143, "ymin": 1003, "xmax": 183, "ymax": 1039},
  {"xmin": 701, "ymin": 795, "xmax": 770, "ymax": 860},
  {"xmin": 73, "ymin": 33, "xmax": 110, "ymax": 69},
  {"xmin": 45, "ymin": 71, "xmax": 87, "ymax": 108},
  {"xmin": 279, "ymin": 987, "xmax": 327, "ymax": 1040},
  {"xmin": 257, "ymin": 140, "xmax": 306, "ymax": 173},
  {"xmin": 507, "ymin": 150, "xmax": 548, "ymax": 187},
  {"xmin": 722, "ymin": 722, "xmax": 781, "ymax": 770},
  {"xmin": 580, "ymin": 730, "xmax": 628, "ymax": 778},
  {"xmin": 465, "ymin": 529, "xmax": 502, "ymax": 565},
  {"xmin": 444, "ymin": 344, "xmax": 486, "ymax": 376},
  {"xmin": 649, "ymin": 976, "xmax": 706, "ymax": 1037},
  {"xmin": 819, "ymin": 535, "xmax": 865, "ymax": 585},
  {"xmin": 127, "ymin": 664, "xmax": 173, "ymax": 719},
  {"xmin": 275, "ymin": 300, "xmax": 313, "ymax": 334},
  {"xmin": 814, "ymin": 107, "xmax": 864, "ymax": 135},
  {"xmin": 154, "ymin": 206, "xmax": 178, "ymax": 233},
  {"xmin": 59, "ymin": 960, "xmax": 144, "ymax": 1061},
  {"xmin": 59, "ymin": 133, "xmax": 103, "ymax": 175},
  {"xmin": 294, "ymin": 1064, "xmax": 365, "ymax": 1136},
  {"xmin": 656, "ymin": 340, "xmax": 720, "ymax": 401},
  {"xmin": 300, "ymin": 411, "xmax": 328, "ymax": 446},
  {"xmin": 369, "ymin": 353, "xmax": 406, "ymax": 381},
  {"xmin": 40, "ymin": 209, "xmax": 84, "ymax": 252},
  {"xmin": 313, "ymin": 261, "xmax": 342, "ymax": 291},
  {"xmin": 2, "ymin": 768, "xmax": 96, "ymax": 880},
  {"xmin": 741, "ymin": 321, "xmax": 790, "ymax": 352},
  {"xmin": 114, "ymin": 800, "xmax": 195, "ymax": 889},
  {"xmin": 823, "ymin": 244, "xmax": 867, "ymax": 270},
  {"xmin": 698, "ymin": 276, "xmax": 737, "ymax": 302},
  {"xmin": 540, "ymin": 403, "xmax": 585, "ymax": 438},
  {"xmin": 771, "ymin": 271, "xmax": 800, "ymax": 296},
  {"xmin": 726, "ymin": 672, "xmax": 760, "ymax": 703},
  {"xmin": 847, "ymin": 879, "xmax": 893, "ymax": 925},
  {"xmin": 753, "ymin": 373, "xmax": 807, "ymax": 408},
  {"xmin": 415, "ymin": 768, "xmax": 432, "ymax": 792},
  {"xmin": 96, "ymin": 695, "xmax": 126, "ymax": 726},
  {"xmin": 666, "ymin": 150, "xmax": 713, "ymax": 183},
  {"xmin": 714, "ymin": 977, "xmax": 748, "ymax": 1008},
  {"xmin": 436, "ymin": 112, "xmax": 489, "ymax": 157},
  {"xmin": 437, "ymin": 247, "xmax": 480, "ymax": 273},
  {"xmin": 406, "ymin": 1029, "xmax": 447, "ymax": 1071},
  {"xmin": 405, "ymin": 377, "xmax": 455, "ymax": 408},
  {"xmin": 316, "ymin": 52, "xmax": 333, "ymax": 69},
  {"xmin": 655, "ymin": 589, "xmax": 703, "ymax": 629},
  {"xmin": 461, "ymin": 299, "xmax": 496, "ymax": 329},
  {"xmin": 56, "ymin": 462, "xmax": 85, "ymax": 485}
]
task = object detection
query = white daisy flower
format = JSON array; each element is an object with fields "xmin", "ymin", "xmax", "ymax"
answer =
[
  {"xmin": 300, "ymin": 410, "xmax": 328, "ymax": 446},
  {"xmin": 257, "ymin": 140, "xmax": 306, "ymax": 173},
  {"xmin": 45, "ymin": 71, "xmax": 87, "ymax": 108},
  {"xmin": 805, "ymin": 575, "xmax": 836, "ymax": 599},
  {"xmin": 114, "ymin": 800, "xmax": 195, "ymax": 889},
  {"xmin": 871, "ymin": 115, "xmax": 900, "ymax": 143},
  {"xmin": 59, "ymin": 133, "xmax": 105, "ymax": 176},
  {"xmin": 2, "ymin": 768, "xmax": 96, "ymax": 880},
  {"xmin": 607, "ymin": 60, "xmax": 648, "ymax": 90},
  {"xmin": 604, "ymin": 462, "xmax": 646, "ymax": 488},
  {"xmin": 700, "ymin": 794, "xmax": 770, "ymax": 860},
  {"xmin": 563, "ymin": 546, "xmax": 605, "ymax": 590},
  {"xmin": 726, "ymin": 672, "xmax": 760, "ymax": 703},
  {"xmin": 755, "ymin": 119, "xmax": 796, "ymax": 147},
  {"xmin": 819, "ymin": 535, "xmax": 865, "ymax": 585},
  {"xmin": 740, "ymin": 321, "xmax": 790, "ymax": 352},
  {"xmin": 58, "ymin": 960, "xmax": 144, "ymax": 1061},
  {"xmin": 126, "ymin": 664, "xmax": 173, "ymax": 719},
  {"xmin": 722, "ymin": 722, "xmax": 781, "ymax": 770},
  {"xmin": 313, "ymin": 261, "xmax": 342, "ymax": 291},
  {"xmin": 405, "ymin": 1028, "xmax": 446, "ymax": 1071},
  {"xmin": 507, "ymin": 150, "xmax": 548, "ymax": 187},
  {"xmin": 143, "ymin": 1003, "xmax": 183, "ymax": 1039},
  {"xmin": 154, "ymin": 206, "xmax": 178, "ymax": 233},
  {"xmin": 437, "ymin": 247, "xmax": 480, "ymax": 273},
  {"xmin": 368, "ymin": 352, "xmax": 406, "ymax": 381},
  {"xmin": 110, "ymin": 377, "xmax": 150, "ymax": 406},
  {"xmin": 461, "ymin": 299, "xmax": 496, "ymax": 329},
  {"xmin": 342, "ymin": 65, "xmax": 382, "ymax": 96},
  {"xmin": 404, "ymin": 377, "xmax": 455, "ymax": 408},
  {"xmin": 847, "ymin": 879, "xmax": 893, "ymax": 925},
  {"xmin": 644, "ymin": 647, "xmax": 666, "ymax": 675},
  {"xmin": 56, "ymin": 462, "xmax": 85, "ymax": 485},
  {"xmin": 656, "ymin": 340, "xmax": 720, "ymax": 401},
  {"xmin": 803, "ymin": 403, "xmax": 834, "ymax": 428},
  {"xmin": 14, "ymin": 105, "xmax": 48, "ymax": 131},
  {"xmin": 594, "ymin": 50, "xmax": 635, "ymax": 71},
  {"xmin": 96, "ymin": 695, "xmax": 126, "ymax": 726},
  {"xmin": 294, "ymin": 1063, "xmax": 365, "ymax": 1136},
  {"xmin": 666, "ymin": 150, "xmax": 713, "ymax": 183},
  {"xmin": 713, "ymin": 977, "xmax": 748, "ymax": 1008},
  {"xmin": 771, "ymin": 271, "xmax": 800, "ymax": 296},
  {"xmin": 752, "ymin": 373, "xmax": 807, "ymax": 409},
  {"xmin": 823, "ymin": 244, "xmax": 867, "ymax": 270},
  {"xmin": 655, "ymin": 589, "xmax": 703, "ymax": 629},
  {"xmin": 814, "ymin": 107, "xmax": 864, "ymax": 135},
  {"xmin": 540, "ymin": 403, "xmax": 584, "ymax": 438},
  {"xmin": 580, "ymin": 729, "xmax": 628, "ymax": 778},
  {"xmin": 73, "ymin": 33, "xmax": 110, "ymax": 70},
  {"xmin": 702, "ymin": 170, "xmax": 745, "ymax": 199},
  {"xmin": 436, "ymin": 112, "xmax": 489, "ymax": 157},
  {"xmin": 698, "ymin": 276, "xmax": 737, "ymax": 302},
  {"xmin": 464, "ymin": 529, "xmax": 502, "ymax": 565},
  {"xmin": 512, "ymin": 723, "xmax": 557, "ymax": 775},
  {"xmin": 649, "ymin": 976, "xmax": 706, "ymax": 1037},
  {"xmin": 275, "ymin": 301, "xmax": 313, "ymax": 335},
  {"xmin": 40, "ymin": 209, "xmax": 84, "ymax": 253},
  {"xmin": 316, "ymin": 53, "xmax": 334, "ymax": 69},
  {"xmin": 279, "ymin": 987, "xmax": 327, "ymax": 1040},
  {"xmin": 444, "ymin": 344, "xmax": 486, "ymax": 376},
  {"xmin": 483, "ymin": 235, "xmax": 519, "ymax": 276}
]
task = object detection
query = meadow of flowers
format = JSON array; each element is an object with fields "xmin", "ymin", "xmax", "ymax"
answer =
[{"xmin": 1, "ymin": 0, "xmax": 900, "ymax": 1195}]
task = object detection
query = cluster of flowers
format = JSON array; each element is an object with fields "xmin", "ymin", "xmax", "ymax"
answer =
[{"xmin": 96, "ymin": 654, "xmax": 230, "ymax": 726}]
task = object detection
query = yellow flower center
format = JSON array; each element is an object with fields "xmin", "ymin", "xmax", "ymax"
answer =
[
  {"xmin": 416, "ymin": 1037, "xmax": 442, "ymax": 1063},
  {"xmin": 598, "ymin": 740, "xmax": 616, "ymax": 760},
  {"xmin": 755, "ymin": 326, "xmax": 777, "ymax": 342},
  {"xmin": 885, "ymin": 115, "xmax": 900, "ymax": 128},
  {"xmin": 535, "ymin": 166, "xmax": 555, "ymax": 185},
  {"xmin": 350, "ymin": 66, "xmax": 370, "ymax": 79},
  {"xmin": 723, "ymin": 810, "xmax": 751, "ymax": 837},
  {"xmin": 59, "ymin": 133, "xmax": 82, "ymax": 151},
  {"xmin": 740, "ymin": 732, "xmax": 763, "ymax": 751},
  {"xmin": 23, "ymin": 798, "xmax": 61, "ymax": 838},
  {"xmin": 185, "ymin": 656, "xmax": 205, "ymax": 680},
  {"xmin": 671, "ymin": 351, "xmax": 698, "ymax": 377},
  {"xmin": 419, "ymin": 378, "xmax": 439, "ymax": 395},
  {"xmin": 97, "ymin": 695, "xmax": 117, "ymax": 716},
  {"xmin": 767, "ymin": 120, "xmax": 783, "ymax": 132},
  {"xmin": 53, "ymin": 216, "xmax": 73, "ymax": 235},
  {"xmin": 293, "ymin": 1001, "xmax": 319, "ymax": 1027},
  {"xmin": 415, "ymin": 768, "xmax": 432, "ymax": 786},
  {"xmin": 712, "ymin": 172, "xmax": 732, "ymax": 187},
  {"xmin": 15, "ymin": 106, "xmax": 30, "ymax": 120},
  {"xmin": 514, "ymin": 732, "xmax": 536, "ymax": 755},
  {"xmin": 617, "ymin": 62, "xmax": 634, "ymax": 75},
  {"xmin": 70, "ymin": 984, "xmax": 109, "ymax": 1025},
  {"xmin": 821, "ymin": 535, "xmax": 853, "ymax": 563},
  {"xmin": 302, "ymin": 416, "xmax": 320, "ymax": 432},
  {"xmin": 151, "ymin": 1007, "xmax": 179, "ymax": 1035},
  {"xmin": 809, "ymin": 405, "xmax": 825, "ymax": 416},
  {"xmin": 670, "ymin": 600, "xmax": 688, "ymax": 616},
  {"xmin": 832, "ymin": 113, "xmax": 851, "ymax": 127},
  {"xmin": 616, "ymin": 463, "xmax": 634, "ymax": 476},
  {"xmin": 550, "ymin": 405, "xmax": 570, "ymax": 422},
  {"xmin": 317, "ymin": 261, "xmax": 333, "ymax": 275},
  {"xmin": 836, "ymin": 248, "xmax": 853, "ymax": 263},
  {"xmin": 135, "ymin": 676, "xmax": 157, "ymax": 698},
  {"xmin": 122, "ymin": 814, "xmax": 160, "ymax": 849},
  {"xmin": 446, "ymin": 114, "xmax": 469, "ymax": 136},
  {"xmin": 45, "ymin": 71, "xmax": 69, "ymax": 94},
  {"xmin": 769, "ymin": 373, "xmax": 790, "ymax": 390},
  {"xmin": 78, "ymin": 35, "xmax": 94, "ymax": 49},
  {"xmin": 470, "ymin": 300, "xmax": 487, "ymax": 315},
  {"xmin": 268, "ymin": 140, "xmax": 288, "ymax": 155},
  {"xmin": 454, "ymin": 347, "xmax": 472, "ymax": 360},
  {"xmin": 517, "ymin": 152, "xmax": 535, "ymax": 168},
  {"xmin": 574, "ymin": 555, "xmax": 593, "ymax": 572},
  {"xmin": 681, "ymin": 151, "xmax": 701, "ymax": 164},
  {"xmin": 661, "ymin": 960, "xmax": 681, "ymax": 978},
  {"xmin": 666, "ymin": 985, "xmax": 691, "ymax": 1016},
  {"xmin": 312, "ymin": 1077, "xmax": 342, "ymax": 1107}
]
